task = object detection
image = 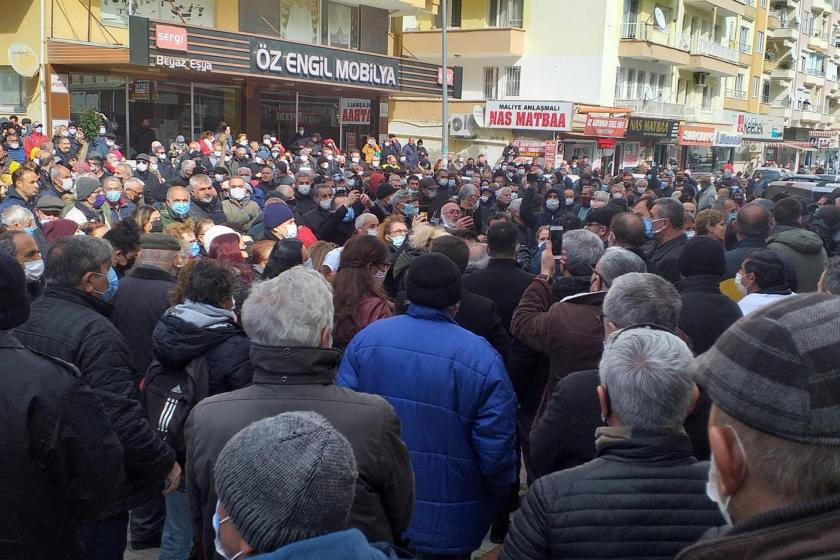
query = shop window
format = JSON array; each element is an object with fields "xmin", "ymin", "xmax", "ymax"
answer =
[
  {"xmin": 242, "ymin": 0, "xmax": 321, "ymax": 43},
  {"xmin": 321, "ymin": 1, "xmax": 359, "ymax": 50},
  {"xmin": 504, "ymin": 66, "xmax": 521, "ymax": 97},
  {"xmin": 0, "ymin": 67, "xmax": 25, "ymax": 112},
  {"xmin": 101, "ymin": 0, "xmax": 214, "ymax": 27},
  {"xmin": 484, "ymin": 67, "xmax": 499, "ymax": 100}
]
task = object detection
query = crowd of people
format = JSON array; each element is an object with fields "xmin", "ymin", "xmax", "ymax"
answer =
[{"xmin": 2, "ymin": 114, "xmax": 840, "ymax": 560}]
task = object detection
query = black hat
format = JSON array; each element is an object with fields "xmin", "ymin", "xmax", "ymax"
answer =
[
  {"xmin": 76, "ymin": 176, "xmax": 100, "ymax": 201},
  {"xmin": 36, "ymin": 194, "xmax": 65, "ymax": 213},
  {"xmin": 275, "ymin": 161, "xmax": 288, "ymax": 174},
  {"xmin": 376, "ymin": 183, "xmax": 396, "ymax": 200},
  {"xmin": 105, "ymin": 132, "xmax": 117, "ymax": 140},
  {"xmin": 0, "ymin": 254, "xmax": 30, "ymax": 330},
  {"xmin": 135, "ymin": 153, "xmax": 151, "ymax": 162},
  {"xmin": 679, "ymin": 235, "xmax": 725, "ymax": 278},
  {"xmin": 213, "ymin": 166, "xmax": 229, "ymax": 176},
  {"xmin": 587, "ymin": 206, "xmax": 621, "ymax": 228},
  {"xmin": 140, "ymin": 233, "xmax": 181, "ymax": 251},
  {"xmin": 87, "ymin": 155, "xmax": 105, "ymax": 164},
  {"xmin": 419, "ymin": 177, "xmax": 437, "ymax": 190},
  {"xmin": 406, "ymin": 253, "xmax": 462, "ymax": 309}
]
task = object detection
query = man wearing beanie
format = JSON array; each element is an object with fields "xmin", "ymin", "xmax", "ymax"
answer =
[
  {"xmin": 0, "ymin": 254, "xmax": 125, "ymax": 558},
  {"xmin": 676, "ymin": 236, "xmax": 742, "ymax": 354},
  {"xmin": 677, "ymin": 293, "xmax": 840, "ymax": 560},
  {"xmin": 338, "ymin": 252, "xmax": 517, "ymax": 559},
  {"xmin": 214, "ymin": 411, "xmax": 400, "ymax": 559}
]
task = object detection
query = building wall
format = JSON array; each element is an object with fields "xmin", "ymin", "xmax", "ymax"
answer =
[{"xmin": 0, "ymin": 2, "xmax": 44, "ymax": 120}]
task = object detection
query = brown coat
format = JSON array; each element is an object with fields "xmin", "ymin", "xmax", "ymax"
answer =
[
  {"xmin": 676, "ymin": 494, "xmax": 840, "ymax": 560},
  {"xmin": 510, "ymin": 278, "xmax": 605, "ymax": 424}
]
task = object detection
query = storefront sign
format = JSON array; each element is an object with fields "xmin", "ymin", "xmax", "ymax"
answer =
[
  {"xmin": 678, "ymin": 125, "xmax": 715, "ymax": 146},
  {"xmin": 340, "ymin": 98, "xmax": 371, "ymax": 125},
  {"xmin": 485, "ymin": 101, "xmax": 573, "ymax": 131},
  {"xmin": 130, "ymin": 80, "xmax": 151, "ymax": 101},
  {"xmin": 714, "ymin": 131, "xmax": 743, "ymax": 147},
  {"xmin": 597, "ymin": 138, "xmax": 617, "ymax": 148},
  {"xmin": 156, "ymin": 24, "xmax": 188, "ymax": 51},
  {"xmin": 50, "ymin": 73, "xmax": 68, "ymax": 94},
  {"xmin": 252, "ymin": 40, "xmax": 399, "ymax": 89},
  {"xmin": 512, "ymin": 140, "xmax": 547, "ymax": 158},
  {"xmin": 379, "ymin": 102, "xmax": 389, "ymax": 118},
  {"xmin": 810, "ymin": 135, "xmax": 839, "ymax": 149},
  {"xmin": 544, "ymin": 141, "xmax": 558, "ymax": 169},
  {"xmin": 625, "ymin": 117, "xmax": 679, "ymax": 140},
  {"xmin": 725, "ymin": 111, "xmax": 783, "ymax": 140},
  {"xmin": 437, "ymin": 67, "xmax": 455, "ymax": 86},
  {"xmin": 153, "ymin": 55, "xmax": 212, "ymax": 72},
  {"xmin": 584, "ymin": 116, "xmax": 627, "ymax": 138}
]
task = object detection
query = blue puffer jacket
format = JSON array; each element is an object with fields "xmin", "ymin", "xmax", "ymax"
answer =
[{"xmin": 337, "ymin": 304, "xmax": 517, "ymax": 556}]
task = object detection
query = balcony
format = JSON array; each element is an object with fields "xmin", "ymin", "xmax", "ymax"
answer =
[
  {"xmin": 725, "ymin": 89, "xmax": 748, "ymax": 100},
  {"xmin": 808, "ymin": 30, "xmax": 830, "ymax": 52},
  {"xmin": 834, "ymin": 0, "xmax": 840, "ymax": 10},
  {"xmin": 812, "ymin": 0, "xmax": 831, "ymax": 11},
  {"xmin": 619, "ymin": 22, "xmax": 691, "ymax": 66},
  {"xmin": 613, "ymin": 98, "xmax": 686, "ymax": 119},
  {"xmin": 769, "ymin": 100, "xmax": 791, "ymax": 118},
  {"xmin": 401, "ymin": 26, "xmax": 525, "ymax": 59},
  {"xmin": 684, "ymin": 0, "xmax": 754, "ymax": 17},
  {"xmin": 682, "ymin": 37, "xmax": 740, "ymax": 76},
  {"xmin": 804, "ymin": 67, "xmax": 826, "ymax": 87},
  {"xmin": 769, "ymin": 20, "xmax": 799, "ymax": 46},
  {"xmin": 767, "ymin": 10, "xmax": 781, "ymax": 29}
]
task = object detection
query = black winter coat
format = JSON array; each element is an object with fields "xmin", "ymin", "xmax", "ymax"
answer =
[
  {"xmin": 462, "ymin": 258, "xmax": 534, "ymax": 332},
  {"xmin": 0, "ymin": 331, "xmax": 125, "ymax": 558},
  {"xmin": 650, "ymin": 233, "xmax": 688, "ymax": 284},
  {"xmin": 502, "ymin": 430, "xmax": 724, "ymax": 560},
  {"xmin": 678, "ymin": 275, "xmax": 742, "ymax": 355},
  {"xmin": 188, "ymin": 195, "xmax": 227, "ymax": 225},
  {"xmin": 112, "ymin": 265, "xmax": 177, "ymax": 374},
  {"xmin": 14, "ymin": 286, "xmax": 176, "ymax": 516},
  {"xmin": 530, "ymin": 369, "xmax": 712, "ymax": 480},
  {"xmin": 151, "ymin": 310, "xmax": 253, "ymax": 398},
  {"xmin": 186, "ymin": 345, "xmax": 414, "ymax": 555},
  {"xmin": 455, "ymin": 289, "xmax": 511, "ymax": 359}
]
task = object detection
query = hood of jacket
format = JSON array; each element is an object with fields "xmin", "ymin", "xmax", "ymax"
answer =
[
  {"xmin": 152, "ymin": 300, "xmax": 242, "ymax": 365},
  {"xmin": 248, "ymin": 529, "xmax": 394, "ymax": 560},
  {"xmin": 767, "ymin": 225, "xmax": 825, "ymax": 255}
]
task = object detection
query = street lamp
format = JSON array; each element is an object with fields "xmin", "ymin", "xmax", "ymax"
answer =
[{"xmin": 441, "ymin": 0, "xmax": 449, "ymax": 163}]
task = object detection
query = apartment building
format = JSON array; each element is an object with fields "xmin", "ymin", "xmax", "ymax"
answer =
[{"xmin": 1, "ymin": 0, "xmax": 449, "ymax": 153}]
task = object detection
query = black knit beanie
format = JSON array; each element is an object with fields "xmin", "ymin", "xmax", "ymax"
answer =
[
  {"xmin": 406, "ymin": 252, "xmax": 462, "ymax": 309},
  {"xmin": 0, "ymin": 254, "xmax": 30, "ymax": 330},
  {"xmin": 679, "ymin": 235, "xmax": 725, "ymax": 278}
]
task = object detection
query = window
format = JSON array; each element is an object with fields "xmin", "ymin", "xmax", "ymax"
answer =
[
  {"xmin": 240, "ymin": 0, "xmax": 321, "ymax": 43},
  {"xmin": 489, "ymin": 0, "xmax": 524, "ymax": 27},
  {"xmin": 735, "ymin": 73, "xmax": 745, "ymax": 93},
  {"xmin": 239, "ymin": 0, "xmax": 282, "ymax": 36},
  {"xmin": 0, "ymin": 68, "xmax": 25, "ymax": 111},
  {"xmin": 739, "ymin": 25, "xmax": 751, "ymax": 51},
  {"xmin": 503, "ymin": 66, "xmax": 521, "ymax": 97},
  {"xmin": 322, "ymin": 1, "xmax": 360, "ymax": 50},
  {"xmin": 637, "ymin": 71, "xmax": 647, "ymax": 97},
  {"xmin": 756, "ymin": 31, "xmax": 764, "ymax": 53},
  {"xmin": 760, "ymin": 0, "xmax": 766, "ymax": 6},
  {"xmin": 437, "ymin": 0, "xmax": 462, "ymax": 27},
  {"xmin": 627, "ymin": 69, "xmax": 636, "ymax": 98},
  {"xmin": 762, "ymin": 80, "xmax": 770, "ymax": 103},
  {"xmin": 483, "ymin": 67, "xmax": 499, "ymax": 99},
  {"xmin": 751, "ymin": 75, "xmax": 760, "ymax": 98}
]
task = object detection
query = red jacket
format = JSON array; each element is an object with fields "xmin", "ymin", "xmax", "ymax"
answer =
[{"xmin": 25, "ymin": 132, "xmax": 50, "ymax": 156}]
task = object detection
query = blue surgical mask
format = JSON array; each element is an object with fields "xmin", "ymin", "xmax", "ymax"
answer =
[
  {"xmin": 391, "ymin": 234, "xmax": 406, "ymax": 247},
  {"xmin": 213, "ymin": 501, "xmax": 243, "ymax": 560},
  {"xmin": 343, "ymin": 207, "xmax": 356, "ymax": 222},
  {"xmin": 545, "ymin": 199, "xmax": 560, "ymax": 211},
  {"xmin": 403, "ymin": 204, "xmax": 417, "ymax": 217},
  {"xmin": 319, "ymin": 199, "xmax": 332, "ymax": 211},
  {"xmin": 171, "ymin": 201, "xmax": 190, "ymax": 217},
  {"xmin": 189, "ymin": 240, "xmax": 201, "ymax": 257},
  {"xmin": 105, "ymin": 191, "xmax": 121, "ymax": 203},
  {"xmin": 92, "ymin": 267, "xmax": 119, "ymax": 302},
  {"xmin": 643, "ymin": 217, "xmax": 654, "ymax": 240},
  {"xmin": 23, "ymin": 225, "xmax": 36, "ymax": 235},
  {"xmin": 448, "ymin": 179, "xmax": 456, "ymax": 188}
]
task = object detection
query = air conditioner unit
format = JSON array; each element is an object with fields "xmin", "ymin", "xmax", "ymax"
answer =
[
  {"xmin": 694, "ymin": 72, "xmax": 708, "ymax": 87},
  {"xmin": 450, "ymin": 113, "xmax": 476, "ymax": 138}
]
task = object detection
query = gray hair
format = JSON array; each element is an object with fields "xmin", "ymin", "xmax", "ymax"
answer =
[
  {"xmin": 242, "ymin": 267, "xmax": 334, "ymax": 347},
  {"xmin": 49, "ymin": 163, "xmax": 69, "ymax": 179},
  {"xmin": 115, "ymin": 163, "xmax": 133, "ymax": 177},
  {"xmin": 509, "ymin": 198, "xmax": 523, "ymax": 213},
  {"xmin": 354, "ymin": 212, "xmax": 378, "ymax": 230},
  {"xmin": 653, "ymin": 197, "xmax": 685, "ymax": 228},
  {"xmin": 189, "ymin": 174, "xmax": 212, "ymax": 192},
  {"xmin": 45, "ymin": 236, "xmax": 113, "ymax": 288},
  {"xmin": 499, "ymin": 186, "xmax": 512, "ymax": 197},
  {"xmin": 390, "ymin": 189, "xmax": 414, "ymax": 207},
  {"xmin": 101, "ymin": 175, "xmax": 122, "ymax": 191},
  {"xmin": 593, "ymin": 191, "xmax": 610, "ymax": 203},
  {"xmin": 715, "ymin": 408, "xmax": 840, "ymax": 500},
  {"xmin": 564, "ymin": 229, "xmax": 606, "ymax": 276},
  {"xmin": 124, "ymin": 177, "xmax": 144, "ymax": 191},
  {"xmin": 596, "ymin": 247, "xmax": 647, "ymax": 287},
  {"xmin": 603, "ymin": 272, "xmax": 681, "ymax": 329},
  {"xmin": 1, "ymin": 206, "xmax": 34, "ymax": 228},
  {"xmin": 600, "ymin": 328, "xmax": 694, "ymax": 430},
  {"xmin": 181, "ymin": 159, "xmax": 196, "ymax": 173},
  {"xmin": 458, "ymin": 184, "xmax": 477, "ymax": 201}
]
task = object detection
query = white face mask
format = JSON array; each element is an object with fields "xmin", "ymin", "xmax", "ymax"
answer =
[
  {"xmin": 229, "ymin": 187, "xmax": 246, "ymax": 201},
  {"xmin": 106, "ymin": 140, "xmax": 115, "ymax": 147},
  {"xmin": 565, "ymin": 197, "xmax": 574, "ymax": 205},
  {"xmin": 136, "ymin": 162, "xmax": 148, "ymax": 172},
  {"xmin": 735, "ymin": 272, "xmax": 749, "ymax": 296},
  {"xmin": 367, "ymin": 228, "xmax": 378, "ymax": 236},
  {"xmin": 24, "ymin": 259, "xmax": 45, "ymax": 281},
  {"xmin": 61, "ymin": 177, "xmax": 74, "ymax": 191},
  {"xmin": 282, "ymin": 223, "xmax": 298, "ymax": 239},
  {"xmin": 213, "ymin": 150, "xmax": 222, "ymax": 157},
  {"xmin": 706, "ymin": 427, "xmax": 745, "ymax": 526},
  {"xmin": 215, "ymin": 174, "xmax": 225, "ymax": 182}
]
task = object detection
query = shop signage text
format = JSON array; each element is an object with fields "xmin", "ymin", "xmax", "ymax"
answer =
[
  {"xmin": 732, "ymin": 112, "xmax": 783, "ymax": 140},
  {"xmin": 679, "ymin": 125, "xmax": 715, "ymax": 146},
  {"xmin": 714, "ymin": 131, "xmax": 743, "ymax": 147},
  {"xmin": 584, "ymin": 116, "xmax": 627, "ymax": 138},
  {"xmin": 156, "ymin": 25, "xmax": 188, "ymax": 51},
  {"xmin": 437, "ymin": 67, "xmax": 454, "ymax": 86},
  {"xmin": 625, "ymin": 117, "xmax": 679, "ymax": 140},
  {"xmin": 253, "ymin": 41, "xmax": 398, "ymax": 89},
  {"xmin": 486, "ymin": 101, "xmax": 572, "ymax": 131},
  {"xmin": 154, "ymin": 55, "xmax": 212, "ymax": 72},
  {"xmin": 340, "ymin": 98, "xmax": 371, "ymax": 125}
]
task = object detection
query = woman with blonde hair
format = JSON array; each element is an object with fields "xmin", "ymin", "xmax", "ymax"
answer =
[{"xmin": 695, "ymin": 209, "xmax": 726, "ymax": 244}]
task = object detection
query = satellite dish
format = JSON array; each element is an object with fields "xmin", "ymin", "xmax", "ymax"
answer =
[
  {"xmin": 653, "ymin": 7, "xmax": 667, "ymax": 30},
  {"xmin": 8, "ymin": 43, "xmax": 39, "ymax": 77},
  {"xmin": 472, "ymin": 105, "xmax": 485, "ymax": 128}
]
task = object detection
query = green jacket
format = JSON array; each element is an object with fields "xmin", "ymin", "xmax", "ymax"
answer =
[{"xmin": 767, "ymin": 225, "xmax": 827, "ymax": 293}]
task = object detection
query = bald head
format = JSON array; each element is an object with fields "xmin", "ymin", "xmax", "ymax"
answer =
[
  {"xmin": 167, "ymin": 186, "xmax": 189, "ymax": 203},
  {"xmin": 736, "ymin": 203, "xmax": 771, "ymax": 240}
]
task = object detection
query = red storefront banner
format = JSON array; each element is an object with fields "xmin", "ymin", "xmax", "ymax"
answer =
[
  {"xmin": 678, "ymin": 125, "xmax": 715, "ymax": 146},
  {"xmin": 544, "ymin": 141, "xmax": 558, "ymax": 169},
  {"xmin": 584, "ymin": 116, "xmax": 627, "ymax": 138}
]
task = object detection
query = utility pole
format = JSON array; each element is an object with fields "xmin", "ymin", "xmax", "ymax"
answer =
[{"xmin": 441, "ymin": 0, "xmax": 449, "ymax": 163}]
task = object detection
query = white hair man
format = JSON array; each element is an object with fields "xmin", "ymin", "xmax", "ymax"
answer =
[
  {"xmin": 185, "ymin": 267, "xmax": 414, "ymax": 556},
  {"xmin": 1, "ymin": 205, "xmax": 36, "ymax": 233},
  {"xmin": 354, "ymin": 212, "xmax": 379, "ymax": 237},
  {"xmin": 502, "ymin": 327, "xmax": 723, "ymax": 560}
]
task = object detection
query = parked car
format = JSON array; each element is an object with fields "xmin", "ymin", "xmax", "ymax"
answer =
[{"xmin": 765, "ymin": 175, "xmax": 840, "ymax": 202}]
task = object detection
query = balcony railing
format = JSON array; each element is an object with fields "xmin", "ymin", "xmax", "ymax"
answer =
[
  {"xmin": 620, "ymin": 22, "xmax": 690, "ymax": 50},
  {"xmin": 690, "ymin": 37, "xmax": 740, "ymax": 62},
  {"xmin": 833, "ymin": 0, "xmax": 840, "ymax": 9},
  {"xmin": 761, "ymin": 93, "xmax": 771, "ymax": 103},
  {"xmin": 796, "ymin": 100, "xmax": 822, "ymax": 112},
  {"xmin": 735, "ymin": 0, "xmax": 755, "ymax": 5},
  {"xmin": 725, "ymin": 89, "xmax": 749, "ymax": 100},
  {"xmin": 614, "ymin": 97, "xmax": 686, "ymax": 118},
  {"xmin": 684, "ymin": 107, "xmax": 724, "ymax": 122},
  {"xmin": 805, "ymin": 66, "xmax": 826, "ymax": 76},
  {"xmin": 769, "ymin": 9, "xmax": 782, "ymax": 19},
  {"xmin": 738, "ymin": 41, "xmax": 753, "ymax": 53},
  {"xmin": 812, "ymin": 30, "xmax": 830, "ymax": 41},
  {"xmin": 769, "ymin": 100, "xmax": 790, "ymax": 109},
  {"xmin": 778, "ymin": 19, "xmax": 799, "ymax": 29}
]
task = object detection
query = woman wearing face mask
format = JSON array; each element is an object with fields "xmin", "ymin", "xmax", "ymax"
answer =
[
  {"xmin": 695, "ymin": 209, "xmax": 727, "ymax": 245},
  {"xmin": 133, "ymin": 205, "xmax": 163, "ymax": 234},
  {"xmin": 331, "ymin": 235, "xmax": 393, "ymax": 349},
  {"xmin": 735, "ymin": 250, "xmax": 795, "ymax": 316}
]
